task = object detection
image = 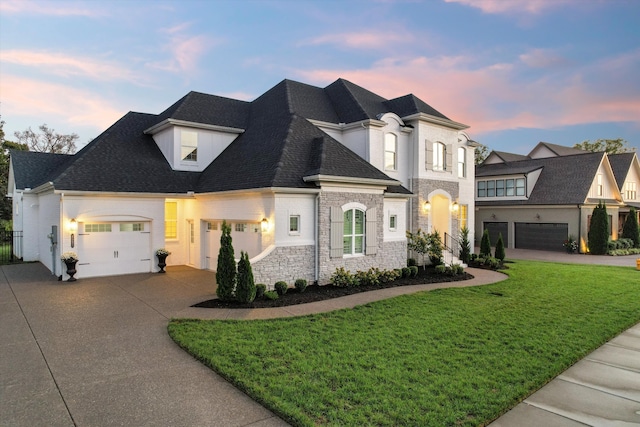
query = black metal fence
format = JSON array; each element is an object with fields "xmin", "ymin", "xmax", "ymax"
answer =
[{"xmin": 0, "ymin": 230, "xmax": 24, "ymax": 265}]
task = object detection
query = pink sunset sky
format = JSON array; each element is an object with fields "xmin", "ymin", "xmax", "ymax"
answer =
[{"xmin": 1, "ymin": 0, "xmax": 639, "ymax": 154}]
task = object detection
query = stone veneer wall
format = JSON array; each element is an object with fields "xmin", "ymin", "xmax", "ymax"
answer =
[
  {"xmin": 251, "ymin": 245, "xmax": 315, "ymax": 287},
  {"xmin": 317, "ymin": 191, "xmax": 405, "ymax": 284},
  {"xmin": 410, "ymin": 178, "xmax": 460, "ymax": 234}
]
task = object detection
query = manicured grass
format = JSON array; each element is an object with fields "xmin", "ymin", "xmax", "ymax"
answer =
[{"xmin": 168, "ymin": 261, "xmax": 640, "ymax": 426}]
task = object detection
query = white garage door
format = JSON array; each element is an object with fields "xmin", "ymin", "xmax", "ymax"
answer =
[{"xmin": 77, "ymin": 222, "xmax": 152, "ymax": 278}]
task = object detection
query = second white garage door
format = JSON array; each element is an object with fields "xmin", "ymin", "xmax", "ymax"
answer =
[{"xmin": 77, "ymin": 221, "xmax": 152, "ymax": 278}]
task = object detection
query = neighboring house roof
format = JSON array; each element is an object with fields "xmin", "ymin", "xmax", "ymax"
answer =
[
  {"xmin": 528, "ymin": 141, "xmax": 589, "ymax": 158},
  {"xmin": 476, "ymin": 152, "xmax": 608, "ymax": 205},
  {"xmin": 485, "ymin": 151, "xmax": 530, "ymax": 164},
  {"xmin": 608, "ymin": 152, "xmax": 636, "ymax": 191},
  {"xmin": 12, "ymin": 78, "xmax": 446, "ymax": 196}
]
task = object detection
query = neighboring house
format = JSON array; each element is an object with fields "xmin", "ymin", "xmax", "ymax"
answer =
[
  {"xmin": 475, "ymin": 142, "xmax": 633, "ymax": 253},
  {"xmin": 609, "ymin": 152, "xmax": 640, "ymax": 233},
  {"xmin": 8, "ymin": 78, "xmax": 476, "ymax": 283}
]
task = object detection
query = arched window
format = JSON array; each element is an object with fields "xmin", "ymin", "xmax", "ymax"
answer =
[
  {"xmin": 343, "ymin": 208, "xmax": 365, "ymax": 255},
  {"xmin": 458, "ymin": 147, "xmax": 466, "ymax": 178},
  {"xmin": 433, "ymin": 142, "xmax": 446, "ymax": 171},
  {"xmin": 384, "ymin": 133, "xmax": 397, "ymax": 171}
]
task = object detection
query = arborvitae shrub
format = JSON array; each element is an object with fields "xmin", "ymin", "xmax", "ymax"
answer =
[
  {"xmin": 216, "ymin": 220, "xmax": 236, "ymax": 301},
  {"xmin": 588, "ymin": 201, "xmax": 609, "ymax": 255},
  {"xmin": 480, "ymin": 229, "xmax": 492, "ymax": 258},
  {"xmin": 494, "ymin": 233, "xmax": 505, "ymax": 261},
  {"xmin": 459, "ymin": 227, "xmax": 471, "ymax": 264},
  {"xmin": 235, "ymin": 251, "xmax": 256, "ymax": 303},
  {"xmin": 622, "ymin": 207, "xmax": 639, "ymax": 248}
]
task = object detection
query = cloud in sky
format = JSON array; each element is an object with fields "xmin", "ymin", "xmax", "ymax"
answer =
[
  {"xmin": 1, "ymin": 50, "xmax": 145, "ymax": 84},
  {"xmin": 301, "ymin": 30, "xmax": 415, "ymax": 49},
  {"xmin": 1, "ymin": 75, "xmax": 124, "ymax": 132},
  {"xmin": 147, "ymin": 23, "xmax": 220, "ymax": 75},
  {"xmin": 0, "ymin": 0, "xmax": 105, "ymax": 16},
  {"xmin": 297, "ymin": 48, "xmax": 639, "ymax": 136},
  {"xmin": 445, "ymin": 0, "xmax": 574, "ymax": 15}
]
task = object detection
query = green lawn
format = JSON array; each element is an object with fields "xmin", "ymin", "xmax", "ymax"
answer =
[{"xmin": 168, "ymin": 261, "xmax": 640, "ymax": 426}]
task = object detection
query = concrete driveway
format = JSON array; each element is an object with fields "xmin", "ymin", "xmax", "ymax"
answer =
[{"xmin": 0, "ymin": 263, "xmax": 288, "ymax": 427}]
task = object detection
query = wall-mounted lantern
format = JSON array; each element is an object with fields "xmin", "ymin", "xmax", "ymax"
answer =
[
  {"xmin": 451, "ymin": 202, "xmax": 459, "ymax": 213},
  {"xmin": 423, "ymin": 201, "xmax": 431, "ymax": 213},
  {"xmin": 261, "ymin": 218, "xmax": 269, "ymax": 232},
  {"xmin": 69, "ymin": 218, "xmax": 77, "ymax": 248}
]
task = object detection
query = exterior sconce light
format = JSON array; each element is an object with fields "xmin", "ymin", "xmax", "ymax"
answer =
[
  {"xmin": 491, "ymin": 213, "xmax": 496, "ymax": 220},
  {"xmin": 261, "ymin": 218, "xmax": 269, "ymax": 232},
  {"xmin": 451, "ymin": 202, "xmax": 459, "ymax": 213},
  {"xmin": 70, "ymin": 218, "xmax": 77, "ymax": 248},
  {"xmin": 535, "ymin": 213, "xmax": 541, "ymax": 221},
  {"xmin": 423, "ymin": 201, "xmax": 431, "ymax": 212}
]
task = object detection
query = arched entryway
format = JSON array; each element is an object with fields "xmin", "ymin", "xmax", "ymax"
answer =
[{"xmin": 430, "ymin": 194, "xmax": 450, "ymax": 241}]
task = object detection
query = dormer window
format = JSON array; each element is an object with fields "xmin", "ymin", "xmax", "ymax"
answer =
[{"xmin": 181, "ymin": 130, "xmax": 198, "ymax": 162}]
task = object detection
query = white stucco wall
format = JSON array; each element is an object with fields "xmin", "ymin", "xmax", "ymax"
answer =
[
  {"xmin": 383, "ymin": 198, "xmax": 408, "ymax": 242},
  {"xmin": 274, "ymin": 193, "xmax": 317, "ymax": 246}
]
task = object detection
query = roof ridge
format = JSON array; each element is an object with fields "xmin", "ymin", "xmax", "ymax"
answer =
[{"xmin": 334, "ymin": 78, "xmax": 369, "ymax": 121}]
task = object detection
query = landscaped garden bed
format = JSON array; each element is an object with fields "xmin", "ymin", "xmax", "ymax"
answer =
[{"xmin": 193, "ymin": 266, "xmax": 473, "ymax": 309}]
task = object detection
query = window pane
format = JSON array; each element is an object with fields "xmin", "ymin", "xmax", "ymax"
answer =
[
  {"xmin": 354, "ymin": 236, "xmax": 363, "ymax": 254},
  {"xmin": 487, "ymin": 180, "xmax": 495, "ymax": 197},
  {"xmin": 458, "ymin": 147, "xmax": 466, "ymax": 178},
  {"xmin": 478, "ymin": 181, "xmax": 486, "ymax": 197},
  {"xmin": 344, "ymin": 210, "xmax": 353, "ymax": 235},
  {"xmin": 384, "ymin": 134, "xmax": 397, "ymax": 170},
  {"xmin": 343, "ymin": 236, "xmax": 352, "ymax": 254},
  {"xmin": 181, "ymin": 130, "xmax": 198, "ymax": 161},
  {"xmin": 506, "ymin": 179, "xmax": 515, "ymax": 196},
  {"xmin": 120, "ymin": 223, "xmax": 143, "ymax": 232},
  {"xmin": 434, "ymin": 142, "xmax": 445, "ymax": 171},
  {"xmin": 496, "ymin": 180, "xmax": 504, "ymax": 197},
  {"xmin": 165, "ymin": 201, "xmax": 178, "ymax": 239},
  {"xmin": 389, "ymin": 215, "xmax": 397, "ymax": 230},
  {"xmin": 516, "ymin": 178, "xmax": 525, "ymax": 196},
  {"xmin": 289, "ymin": 215, "xmax": 299, "ymax": 232},
  {"xmin": 354, "ymin": 210, "xmax": 364, "ymax": 234}
]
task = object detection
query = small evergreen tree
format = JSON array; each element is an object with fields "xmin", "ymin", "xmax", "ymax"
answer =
[
  {"xmin": 480, "ymin": 229, "xmax": 492, "ymax": 257},
  {"xmin": 235, "ymin": 251, "xmax": 256, "ymax": 303},
  {"xmin": 622, "ymin": 207, "xmax": 640, "ymax": 248},
  {"xmin": 588, "ymin": 201, "xmax": 609, "ymax": 255},
  {"xmin": 458, "ymin": 227, "xmax": 471, "ymax": 264},
  {"xmin": 494, "ymin": 233, "xmax": 505, "ymax": 262},
  {"xmin": 428, "ymin": 230, "xmax": 444, "ymax": 266},
  {"xmin": 216, "ymin": 220, "xmax": 236, "ymax": 301}
]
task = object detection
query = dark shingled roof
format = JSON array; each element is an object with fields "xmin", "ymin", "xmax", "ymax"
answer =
[
  {"xmin": 529, "ymin": 142, "xmax": 589, "ymax": 158},
  {"xmin": 476, "ymin": 152, "xmax": 606, "ymax": 205},
  {"xmin": 608, "ymin": 152, "xmax": 635, "ymax": 191},
  {"xmin": 12, "ymin": 78, "xmax": 423, "ymax": 196},
  {"xmin": 10, "ymin": 150, "xmax": 73, "ymax": 190}
]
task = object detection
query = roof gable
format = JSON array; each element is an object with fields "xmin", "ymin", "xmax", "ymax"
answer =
[
  {"xmin": 608, "ymin": 152, "xmax": 638, "ymax": 190},
  {"xmin": 9, "ymin": 150, "xmax": 73, "ymax": 190},
  {"xmin": 528, "ymin": 142, "xmax": 589, "ymax": 159}
]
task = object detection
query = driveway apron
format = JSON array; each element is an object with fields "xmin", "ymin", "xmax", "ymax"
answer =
[{"xmin": 0, "ymin": 263, "xmax": 288, "ymax": 427}]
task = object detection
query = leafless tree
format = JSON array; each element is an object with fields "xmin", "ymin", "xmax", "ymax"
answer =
[{"xmin": 14, "ymin": 124, "xmax": 78, "ymax": 154}]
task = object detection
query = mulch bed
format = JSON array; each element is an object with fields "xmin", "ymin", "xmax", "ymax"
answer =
[{"xmin": 192, "ymin": 268, "xmax": 474, "ymax": 309}]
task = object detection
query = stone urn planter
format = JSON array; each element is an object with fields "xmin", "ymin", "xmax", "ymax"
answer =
[
  {"xmin": 60, "ymin": 251, "xmax": 78, "ymax": 282},
  {"xmin": 156, "ymin": 249, "xmax": 171, "ymax": 273}
]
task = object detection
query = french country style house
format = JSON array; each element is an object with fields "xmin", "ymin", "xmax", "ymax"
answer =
[
  {"xmin": 475, "ymin": 142, "xmax": 639, "ymax": 253},
  {"xmin": 8, "ymin": 78, "xmax": 477, "ymax": 283}
]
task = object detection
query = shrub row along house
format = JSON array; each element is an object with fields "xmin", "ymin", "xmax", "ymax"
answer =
[
  {"xmin": 8, "ymin": 78, "xmax": 477, "ymax": 283},
  {"xmin": 475, "ymin": 142, "xmax": 640, "ymax": 253}
]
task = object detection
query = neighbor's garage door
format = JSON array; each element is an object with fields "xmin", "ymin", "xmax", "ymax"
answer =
[
  {"xmin": 515, "ymin": 222, "xmax": 568, "ymax": 252},
  {"xmin": 484, "ymin": 222, "xmax": 508, "ymax": 248},
  {"xmin": 78, "ymin": 222, "xmax": 151, "ymax": 277}
]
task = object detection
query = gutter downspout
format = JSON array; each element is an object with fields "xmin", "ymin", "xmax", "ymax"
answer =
[{"xmin": 315, "ymin": 193, "xmax": 320, "ymax": 284}]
